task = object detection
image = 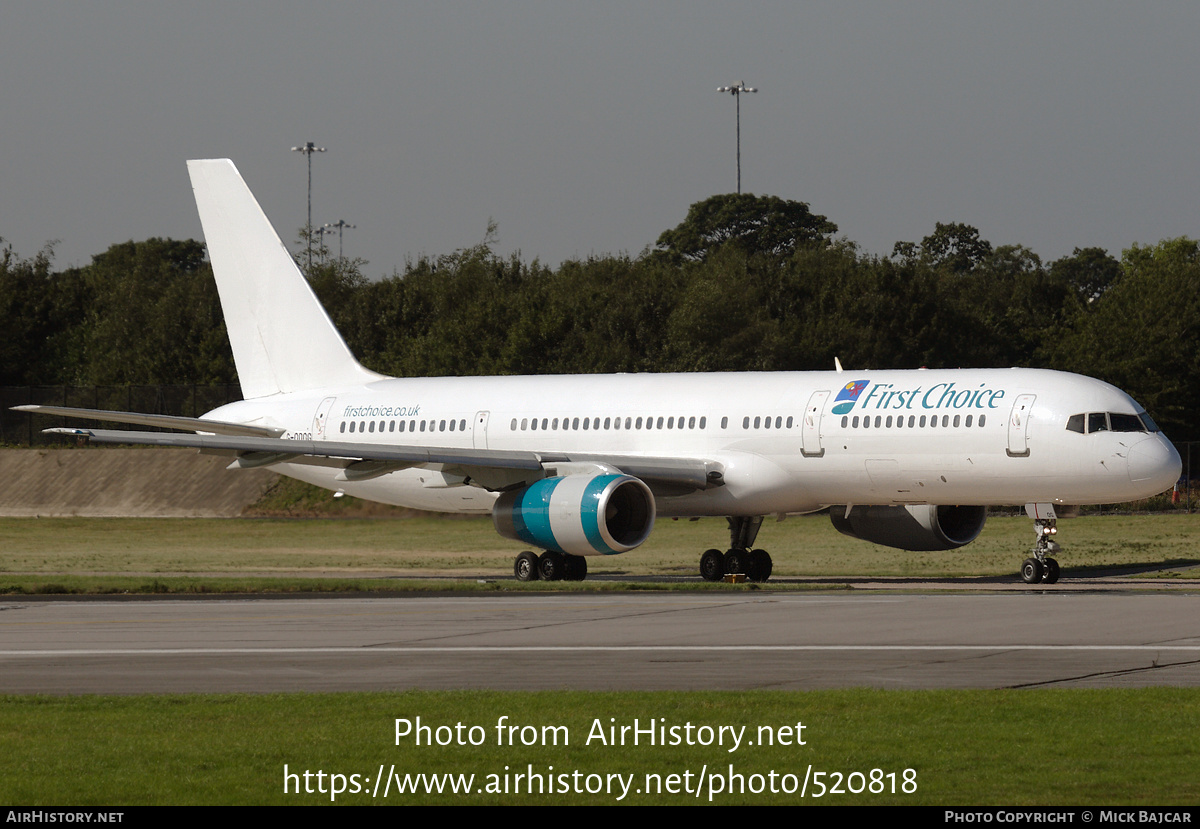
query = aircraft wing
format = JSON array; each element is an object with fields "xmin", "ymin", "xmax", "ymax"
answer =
[{"xmin": 40, "ymin": 427, "xmax": 725, "ymax": 493}]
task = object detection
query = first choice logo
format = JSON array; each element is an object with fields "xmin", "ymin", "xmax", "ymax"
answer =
[
  {"xmin": 831, "ymin": 381, "xmax": 869, "ymax": 415},
  {"xmin": 832, "ymin": 381, "xmax": 1006, "ymax": 416}
]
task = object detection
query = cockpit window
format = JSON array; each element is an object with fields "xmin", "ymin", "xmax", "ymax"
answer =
[
  {"xmin": 1109, "ymin": 413, "xmax": 1144, "ymax": 432},
  {"xmin": 1070, "ymin": 411, "xmax": 1157, "ymax": 434}
]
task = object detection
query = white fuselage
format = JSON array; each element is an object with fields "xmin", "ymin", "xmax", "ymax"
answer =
[{"xmin": 205, "ymin": 367, "xmax": 1182, "ymax": 517}]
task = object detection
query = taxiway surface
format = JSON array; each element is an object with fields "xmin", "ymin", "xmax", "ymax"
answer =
[{"xmin": 2, "ymin": 591, "xmax": 1199, "ymax": 693}]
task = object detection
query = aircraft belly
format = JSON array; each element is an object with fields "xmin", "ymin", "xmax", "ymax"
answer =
[
  {"xmin": 689, "ymin": 452, "xmax": 822, "ymax": 515},
  {"xmin": 275, "ymin": 463, "xmax": 496, "ymax": 514},
  {"xmin": 802, "ymin": 451, "xmax": 1098, "ymax": 506}
]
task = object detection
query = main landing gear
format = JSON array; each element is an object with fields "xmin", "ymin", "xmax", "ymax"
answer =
[
  {"xmin": 513, "ymin": 550, "xmax": 588, "ymax": 582},
  {"xmin": 699, "ymin": 516, "xmax": 773, "ymax": 583},
  {"xmin": 1021, "ymin": 503, "xmax": 1061, "ymax": 585}
]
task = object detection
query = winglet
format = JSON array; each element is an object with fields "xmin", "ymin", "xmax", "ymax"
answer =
[{"xmin": 187, "ymin": 159, "xmax": 383, "ymax": 399}]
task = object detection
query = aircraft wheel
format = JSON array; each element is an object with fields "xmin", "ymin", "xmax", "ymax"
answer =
[
  {"xmin": 724, "ymin": 548, "xmax": 749, "ymax": 576},
  {"xmin": 749, "ymin": 549, "xmax": 773, "ymax": 582},
  {"xmin": 1021, "ymin": 557, "xmax": 1044, "ymax": 584},
  {"xmin": 563, "ymin": 554, "xmax": 588, "ymax": 581},
  {"xmin": 700, "ymin": 548, "xmax": 725, "ymax": 582},
  {"xmin": 1042, "ymin": 558, "xmax": 1060, "ymax": 584},
  {"xmin": 538, "ymin": 551, "xmax": 565, "ymax": 582},
  {"xmin": 514, "ymin": 551, "xmax": 540, "ymax": 582}
]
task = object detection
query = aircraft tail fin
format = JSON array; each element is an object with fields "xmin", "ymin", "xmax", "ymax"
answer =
[{"xmin": 187, "ymin": 158, "xmax": 383, "ymax": 400}]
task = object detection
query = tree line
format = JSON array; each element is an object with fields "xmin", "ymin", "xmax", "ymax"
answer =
[{"xmin": 3, "ymin": 193, "xmax": 1198, "ymax": 439}]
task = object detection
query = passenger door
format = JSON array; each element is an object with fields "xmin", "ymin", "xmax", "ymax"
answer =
[
  {"xmin": 1007, "ymin": 394, "xmax": 1036, "ymax": 457},
  {"xmin": 312, "ymin": 397, "xmax": 337, "ymax": 439},
  {"xmin": 473, "ymin": 411, "xmax": 490, "ymax": 450},
  {"xmin": 802, "ymin": 390, "xmax": 830, "ymax": 457}
]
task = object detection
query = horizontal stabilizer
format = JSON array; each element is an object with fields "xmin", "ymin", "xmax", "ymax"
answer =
[{"xmin": 13, "ymin": 405, "xmax": 284, "ymax": 437}]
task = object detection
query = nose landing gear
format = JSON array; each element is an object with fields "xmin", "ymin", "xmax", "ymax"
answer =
[{"xmin": 1022, "ymin": 503, "xmax": 1062, "ymax": 584}]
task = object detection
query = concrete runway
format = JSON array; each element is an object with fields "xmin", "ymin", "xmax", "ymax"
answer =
[{"xmin": 3, "ymin": 591, "xmax": 1199, "ymax": 693}]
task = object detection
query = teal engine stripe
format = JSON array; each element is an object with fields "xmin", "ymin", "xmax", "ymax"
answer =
[
  {"xmin": 514, "ymin": 477, "xmax": 562, "ymax": 552},
  {"xmin": 580, "ymin": 474, "xmax": 621, "ymax": 554}
]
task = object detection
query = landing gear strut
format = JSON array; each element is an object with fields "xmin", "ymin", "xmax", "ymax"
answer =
[
  {"xmin": 699, "ymin": 516, "xmax": 773, "ymax": 583},
  {"xmin": 1022, "ymin": 503, "xmax": 1061, "ymax": 585}
]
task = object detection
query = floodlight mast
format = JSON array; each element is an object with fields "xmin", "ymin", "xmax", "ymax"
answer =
[
  {"xmin": 323, "ymin": 220, "xmax": 356, "ymax": 259},
  {"xmin": 291, "ymin": 142, "xmax": 326, "ymax": 267},
  {"xmin": 717, "ymin": 82, "xmax": 757, "ymax": 194},
  {"xmin": 312, "ymin": 225, "xmax": 334, "ymax": 263}
]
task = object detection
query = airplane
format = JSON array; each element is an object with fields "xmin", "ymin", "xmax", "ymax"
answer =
[{"xmin": 15, "ymin": 159, "xmax": 1183, "ymax": 586}]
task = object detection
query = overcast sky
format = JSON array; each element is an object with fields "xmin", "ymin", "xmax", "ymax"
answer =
[{"xmin": 3, "ymin": 2, "xmax": 1198, "ymax": 276}]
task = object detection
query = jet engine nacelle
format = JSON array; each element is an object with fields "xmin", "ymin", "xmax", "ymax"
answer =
[
  {"xmin": 492, "ymin": 474, "xmax": 656, "ymax": 556},
  {"xmin": 829, "ymin": 504, "xmax": 987, "ymax": 551}
]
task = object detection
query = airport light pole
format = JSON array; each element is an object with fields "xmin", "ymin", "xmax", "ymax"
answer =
[
  {"xmin": 323, "ymin": 220, "xmax": 356, "ymax": 260},
  {"xmin": 312, "ymin": 224, "xmax": 334, "ymax": 262},
  {"xmin": 717, "ymin": 82, "xmax": 756, "ymax": 194},
  {"xmin": 291, "ymin": 142, "xmax": 326, "ymax": 268}
]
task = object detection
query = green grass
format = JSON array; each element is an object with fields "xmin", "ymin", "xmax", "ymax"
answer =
[
  {"xmin": 0, "ymin": 513, "xmax": 1197, "ymax": 594},
  {"xmin": 1, "ymin": 689, "xmax": 1196, "ymax": 805}
]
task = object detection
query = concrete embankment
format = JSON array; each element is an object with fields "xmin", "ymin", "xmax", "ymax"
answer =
[{"xmin": 0, "ymin": 448, "xmax": 278, "ymax": 518}]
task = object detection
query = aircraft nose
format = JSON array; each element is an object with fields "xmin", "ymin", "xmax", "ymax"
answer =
[{"xmin": 1127, "ymin": 435, "xmax": 1182, "ymax": 490}]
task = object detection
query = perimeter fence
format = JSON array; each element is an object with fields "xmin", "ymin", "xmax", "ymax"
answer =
[{"xmin": 1, "ymin": 384, "xmax": 1195, "ymax": 513}]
